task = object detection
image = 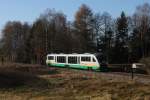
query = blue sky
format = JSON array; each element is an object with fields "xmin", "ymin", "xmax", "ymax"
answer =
[{"xmin": 0, "ymin": 0, "xmax": 150, "ymax": 33}]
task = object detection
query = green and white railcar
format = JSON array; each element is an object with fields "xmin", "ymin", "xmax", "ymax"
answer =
[{"xmin": 46, "ymin": 53, "xmax": 101, "ymax": 71}]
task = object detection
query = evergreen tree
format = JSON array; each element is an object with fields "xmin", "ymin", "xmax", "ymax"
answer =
[
  {"xmin": 113, "ymin": 12, "xmax": 129, "ymax": 63},
  {"xmin": 129, "ymin": 28, "xmax": 142, "ymax": 62}
]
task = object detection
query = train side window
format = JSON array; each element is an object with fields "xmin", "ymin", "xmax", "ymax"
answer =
[
  {"xmin": 68, "ymin": 56, "xmax": 77, "ymax": 64},
  {"xmin": 93, "ymin": 57, "xmax": 96, "ymax": 62},
  {"xmin": 57, "ymin": 56, "xmax": 66, "ymax": 63},
  {"xmin": 81, "ymin": 57, "xmax": 91, "ymax": 62},
  {"xmin": 48, "ymin": 56, "xmax": 54, "ymax": 60}
]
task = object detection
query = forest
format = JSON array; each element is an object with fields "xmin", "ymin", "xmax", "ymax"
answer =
[{"xmin": 0, "ymin": 3, "xmax": 150, "ymax": 65}]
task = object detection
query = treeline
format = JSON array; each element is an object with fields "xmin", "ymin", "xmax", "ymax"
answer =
[{"xmin": 0, "ymin": 3, "xmax": 150, "ymax": 64}]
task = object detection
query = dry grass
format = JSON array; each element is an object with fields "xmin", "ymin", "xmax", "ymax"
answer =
[{"xmin": 0, "ymin": 63, "xmax": 149, "ymax": 100}]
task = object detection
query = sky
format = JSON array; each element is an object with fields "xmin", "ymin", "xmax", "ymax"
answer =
[{"xmin": 0, "ymin": 0, "xmax": 150, "ymax": 34}]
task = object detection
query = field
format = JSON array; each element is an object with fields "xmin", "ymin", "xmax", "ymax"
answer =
[{"xmin": 0, "ymin": 63, "xmax": 150, "ymax": 100}]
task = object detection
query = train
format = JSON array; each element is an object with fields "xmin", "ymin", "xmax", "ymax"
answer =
[{"xmin": 46, "ymin": 53, "xmax": 107, "ymax": 71}]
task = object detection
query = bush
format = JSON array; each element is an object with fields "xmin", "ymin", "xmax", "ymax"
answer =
[{"xmin": 140, "ymin": 57, "xmax": 150, "ymax": 74}]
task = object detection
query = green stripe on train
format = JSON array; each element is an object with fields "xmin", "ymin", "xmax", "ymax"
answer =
[
  {"xmin": 47, "ymin": 63, "xmax": 100, "ymax": 71},
  {"xmin": 48, "ymin": 63, "xmax": 65, "ymax": 67}
]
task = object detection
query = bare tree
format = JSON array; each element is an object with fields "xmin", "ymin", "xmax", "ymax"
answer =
[{"xmin": 133, "ymin": 3, "xmax": 150, "ymax": 58}]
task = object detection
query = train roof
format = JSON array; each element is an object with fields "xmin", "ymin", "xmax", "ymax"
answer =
[{"xmin": 47, "ymin": 53, "xmax": 96, "ymax": 56}]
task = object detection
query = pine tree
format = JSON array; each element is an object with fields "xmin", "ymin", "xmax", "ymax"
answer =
[{"xmin": 113, "ymin": 12, "xmax": 129, "ymax": 63}]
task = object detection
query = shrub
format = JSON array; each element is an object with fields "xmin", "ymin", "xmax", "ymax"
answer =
[{"xmin": 140, "ymin": 57, "xmax": 150, "ymax": 74}]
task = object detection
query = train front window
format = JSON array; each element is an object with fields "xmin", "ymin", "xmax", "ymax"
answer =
[
  {"xmin": 93, "ymin": 57, "xmax": 96, "ymax": 62},
  {"xmin": 48, "ymin": 56, "xmax": 54, "ymax": 60}
]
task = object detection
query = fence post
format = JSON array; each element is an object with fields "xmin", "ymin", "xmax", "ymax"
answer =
[
  {"xmin": 131, "ymin": 67, "xmax": 134, "ymax": 79},
  {"xmin": 131, "ymin": 63, "xmax": 136, "ymax": 80}
]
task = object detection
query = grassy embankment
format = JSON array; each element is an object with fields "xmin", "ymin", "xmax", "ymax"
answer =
[{"xmin": 0, "ymin": 63, "xmax": 149, "ymax": 100}]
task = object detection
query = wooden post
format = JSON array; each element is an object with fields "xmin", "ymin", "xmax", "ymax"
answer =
[
  {"xmin": 131, "ymin": 67, "xmax": 134, "ymax": 79},
  {"xmin": 131, "ymin": 63, "xmax": 136, "ymax": 80}
]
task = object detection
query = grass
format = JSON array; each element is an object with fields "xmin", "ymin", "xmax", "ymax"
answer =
[{"xmin": 0, "ymin": 63, "xmax": 149, "ymax": 100}]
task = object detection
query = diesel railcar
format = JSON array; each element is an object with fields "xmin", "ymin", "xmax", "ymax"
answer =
[{"xmin": 46, "ymin": 53, "xmax": 104, "ymax": 71}]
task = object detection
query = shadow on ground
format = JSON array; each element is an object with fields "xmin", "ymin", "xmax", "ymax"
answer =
[{"xmin": 0, "ymin": 64, "xmax": 58, "ymax": 88}]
